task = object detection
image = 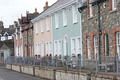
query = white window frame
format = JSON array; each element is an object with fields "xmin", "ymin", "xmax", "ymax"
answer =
[
  {"xmin": 46, "ymin": 42, "xmax": 49, "ymax": 54},
  {"xmin": 55, "ymin": 13, "xmax": 59, "ymax": 29},
  {"xmin": 41, "ymin": 19, "xmax": 44, "ymax": 33},
  {"xmin": 54, "ymin": 41, "xmax": 58, "ymax": 55},
  {"xmin": 89, "ymin": 0, "xmax": 93, "ymax": 17},
  {"xmin": 71, "ymin": 38, "xmax": 76, "ymax": 55},
  {"xmin": 72, "ymin": 4, "xmax": 77, "ymax": 24},
  {"xmin": 35, "ymin": 23, "xmax": 38, "ymax": 34},
  {"xmin": 94, "ymin": 36, "xmax": 98, "ymax": 59},
  {"xmin": 38, "ymin": 43, "xmax": 40, "ymax": 54},
  {"xmin": 105, "ymin": 35, "xmax": 107, "ymax": 56},
  {"xmin": 63, "ymin": 9, "xmax": 67, "ymax": 26},
  {"xmin": 49, "ymin": 42, "xmax": 52, "ymax": 53},
  {"xmin": 76, "ymin": 37, "xmax": 81, "ymax": 55},
  {"xmin": 41, "ymin": 41, "xmax": 44, "ymax": 56},
  {"xmin": 116, "ymin": 32, "xmax": 120, "ymax": 58},
  {"xmin": 58, "ymin": 40, "xmax": 62, "ymax": 54},
  {"xmin": 46, "ymin": 16, "xmax": 50, "ymax": 31},
  {"xmin": 87, "ymin": 37, "xmax": 91, "ymax": 59},
  {"xmin": 8, "ymin": 36, "xmax": 12, "ymax": 39},
  {"xmin": 112, "ymin": 0, "xmax": 117, "ymax": 10}
]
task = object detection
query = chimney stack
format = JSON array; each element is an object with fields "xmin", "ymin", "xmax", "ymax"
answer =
[
  {"xmin": 43, "ymin": 1, "xmax": 49, "ymax": 10},
  {"xmin": 34, "ymin": 8, "xmax": 38, "ymax": 13}
]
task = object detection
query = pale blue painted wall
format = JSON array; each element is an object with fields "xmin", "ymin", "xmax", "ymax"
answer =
[{"xmin": 52, "ymin": 3, "xmax": 82, "ymax": 57}]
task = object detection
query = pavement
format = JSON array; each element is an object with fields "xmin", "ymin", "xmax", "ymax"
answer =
[{"xmin": 0, "ymin": 64, "xmax": 47, "ymax": 80}]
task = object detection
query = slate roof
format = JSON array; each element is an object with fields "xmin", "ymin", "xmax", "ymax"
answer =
[
  {"xmin": 33, "ymin": 0, "xmax": 82, "ymax": 21},
  {"xmin": 0, "ymin": 27, "xmax": 15, "ymax": 36},
  {"xmin": 34, "ymin": 0, "xmax": 71, "ymax": 19},
  {"xmin": 0, "ymin": 40, "xmax": 14, "ymax": 50},
  {"xmin": 27, "ymin": 13, "xmax": 39, "ymax": 21}
]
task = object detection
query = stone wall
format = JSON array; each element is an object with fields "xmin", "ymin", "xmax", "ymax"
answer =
[
  {"xmin": 81, "ymin": 1, "xmax": 120, "ymax": 58},
  {"xmin": 21, "ymin": 65, "xmax": 34, "ymax": 75},
  {"xmin": 34, "ymin": 67, "xmax": 54, "ymax": 80},
  {"xmin": 5, "ymin": 64, "xmax": 120, "ymax": 80}
]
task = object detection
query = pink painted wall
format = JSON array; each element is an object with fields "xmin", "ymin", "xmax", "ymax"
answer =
[{"xmin": 34, "ymin": 16, "xmax": 52, "ymax": 56}]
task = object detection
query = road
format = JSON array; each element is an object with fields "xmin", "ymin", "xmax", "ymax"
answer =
[{"xmin": 0, "ymin": 64, "xmax": 46, "ymax": 80}]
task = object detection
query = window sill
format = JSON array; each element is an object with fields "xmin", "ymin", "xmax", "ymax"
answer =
[
  {"xmin": 63, "ymin": 25, "xmax": 67, "ymax": 27},
  {"xmin": 109, "ymin": 9, "xmax": 117, "ymax": 14},
  {"xmin": 73, "ymin": 22, "xmax": 77, "ymax": 24},
  {"xmin": 55, "ymin": 27, "xmax": 59, "ymax": 29},
  {"xmin": 87, "ymin": 16, "xmax": 94, "ymax": 20},
  {"xmin": 47, "ymin": 30, "xmax": 50, "ymax": 32}
]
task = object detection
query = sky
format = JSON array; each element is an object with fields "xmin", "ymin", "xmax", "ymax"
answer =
[{"xmin": 0, "ymin": 0, "xmax": 57, "ymax": 28}]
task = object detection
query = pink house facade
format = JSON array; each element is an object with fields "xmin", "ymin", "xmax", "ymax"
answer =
[
  {"xmin": 14, "ymin": 21, "xmax": 23, "ymax": 57},
  {"xmin": 32, "ymin": 2, "xmax": 53, "ymax": 58}
]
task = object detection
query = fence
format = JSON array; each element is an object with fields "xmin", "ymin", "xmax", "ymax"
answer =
[{"xmin": 5, "ymin": 54, "xmax": 120, "ymax": 76}]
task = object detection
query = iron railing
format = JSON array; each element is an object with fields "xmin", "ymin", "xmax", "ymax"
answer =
[{"xmin": 4, "ymin": 54, "xmax": 120, "ymax": 76}]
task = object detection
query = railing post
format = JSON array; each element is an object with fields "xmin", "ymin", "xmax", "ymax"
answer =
[
  {"xmin": 47, "ymin": 56, "xmax": 49, "ymax": 67},
  {"xmin": 66, "ymin": 55, "xmax": 68, "ymax": 70},
  {"xmin": 24, "ymin": 57, "xmax": 25, "ymax": 65},
  {"xmin": 40, "ymin": 57, "xmax": 41, "ymax": 66},
  {"xmin": 55, "ymin": 55, "xmax": 58, "ymax": 67},
  {"xmin": 96, "ymin": 53, "xmax": 98, "ymax": 74}
]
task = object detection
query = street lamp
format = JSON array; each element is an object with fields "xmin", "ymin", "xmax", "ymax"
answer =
[{"xmin": 78, "ymin": 0, "xmax": 108, "ymax": 64}]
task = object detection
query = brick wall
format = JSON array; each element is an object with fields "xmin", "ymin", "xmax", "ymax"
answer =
[{"xmin": 81, "ymin": 0, "xmax": 120, "ymax": 59}]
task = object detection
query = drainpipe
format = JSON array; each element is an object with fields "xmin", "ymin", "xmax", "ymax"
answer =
[{"xmin": 97, "ymin": 3, "xmax": 102, "ymax": 64}]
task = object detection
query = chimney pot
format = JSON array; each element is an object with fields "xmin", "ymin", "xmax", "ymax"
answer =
[
  {"xmin": 35, "ymin": 8, "xmax": 37, "ymax": 13},
  {"xmin": 46, "ymin": 1, "xmax": 48, "ymax": 6},
  {"xmin": 43, "ymin": 1, "xmax": 49, "ymax": 10}
]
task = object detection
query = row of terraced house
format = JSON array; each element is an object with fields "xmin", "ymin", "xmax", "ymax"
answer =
[{"xmin": 14, "ymin": 0, "xmax": 120, "ymax": 60}]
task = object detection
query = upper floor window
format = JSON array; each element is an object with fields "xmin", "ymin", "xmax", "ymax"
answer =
[
  {"xmin": 35, "ymin": 23, "xmax": 38, "ymax": 34},
  {"xmin": 41, "ymin": 19, "xmax": 44, "ymax": 32},
  {"xmin": 55, "ymin": 13, "xmax": 59, "ymax": 29},
  {"xmin": 72, "ymin": 4, "xmax": 77, "ymax": 24},
  {"xmin": 63, "ymin": 9, "xmax": 67, "ymax": 26},
  {"xmin": 46, "ymin": 16, "xmax": 50, "ymax": 31},
  {"xmin": 89, "ymin": 0, "xmax": 93, "ymax": 17},
  {"xmin": 112, "ymin": 0, "xmax": 117, "ymax": 10}
]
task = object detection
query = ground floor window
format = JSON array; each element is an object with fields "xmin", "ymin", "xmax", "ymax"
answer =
[
  {"xmin": 87, "ymin": 37, "xmax": 91, "ymax": 59},
  {"xmin": 94, "ymin": 36, "xmax": 98, "ymax": 59},
  {"xmin": 116, "ymin": 32, "xmax": 120, "ymax": 58}
]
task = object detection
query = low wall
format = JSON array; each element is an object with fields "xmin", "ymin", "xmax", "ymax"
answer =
[
  {"xmin": 11, "ymin": 64, "xmax": 21, "ymax": 72},
  {"xmin": 5, "ymin": 64, "xmax": 120, "ymax": 80},
  {"xmin": 35, "ymin": 67, "xmax": 54, "ymax": 80},
  {"xmin": 5, "ymin": 64, "xmax": 12, "ymax": 70},
  {"xmin": 56, "ymin": 70, "xmax": 117, "ymax": 80},
  {"xmin": 21, "ymin": 65, "xmax": 34, "ymax": 75},
  {"xmin": 56, "ymin": 70, "xmax": 87, "ymax": 80}
]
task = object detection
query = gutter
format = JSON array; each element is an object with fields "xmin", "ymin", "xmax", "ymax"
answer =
[{"xmin": 31, "ymin": 0, "xmax": 79, "ymax": 23}]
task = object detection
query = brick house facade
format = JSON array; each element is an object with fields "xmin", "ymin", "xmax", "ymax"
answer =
[
  {"xmin": 79, "ymin": 0, "xmax": 120, "ymax": 59},
  {"xmin": 20, "ymin": 9, "xmax": 39, "ymax": 57}
]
